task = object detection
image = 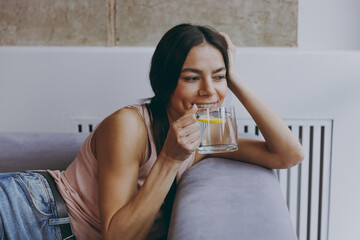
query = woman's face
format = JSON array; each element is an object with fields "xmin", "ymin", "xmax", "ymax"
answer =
[{"xmin": 167, "ymin": 43, "xmax": 228, "ymax": 122}]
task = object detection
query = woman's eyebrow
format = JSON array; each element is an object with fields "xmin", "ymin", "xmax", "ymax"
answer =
[
  {"xmin": 181, "ymin": 67, "xmax": 226, "ymax": 74},
  {"xmin": 212, "ymin": 67, "xmax": 226, "ymax": 74},
  {"xmin": 181, "ymin": 68, "xmax": 202, "ymax": 74}
]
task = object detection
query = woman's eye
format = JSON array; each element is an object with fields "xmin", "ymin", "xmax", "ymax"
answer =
[
  {"xmin": 184, "ymin": 76, "xmax": 199, "ymax": 81},
  {"xmin": 214, "ymin": 75, "xmax": 226, "ymax": 81}
]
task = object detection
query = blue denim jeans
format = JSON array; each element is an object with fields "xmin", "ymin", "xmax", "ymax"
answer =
[{"xmin": 0, "ymin": 171, "xmax": 72, "ymax": 240}]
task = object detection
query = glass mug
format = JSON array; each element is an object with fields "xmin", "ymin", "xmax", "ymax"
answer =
[{"xmin": 196, "ymin": 106, "xmax": 238, "ymax": 154}]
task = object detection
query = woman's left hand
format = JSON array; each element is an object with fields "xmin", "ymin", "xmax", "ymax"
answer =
[{"xmin": 219, "ymin": 32, "xmax": 237, "ymax": 84}]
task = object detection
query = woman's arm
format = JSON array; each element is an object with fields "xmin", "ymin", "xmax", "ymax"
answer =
[
  {"xmin": 213, "ymin": 33, "xmax": 304, "ymax": 169},
  {"xmin": 95, "ymin": 105, "xmax": 200, "ymax": 240}
]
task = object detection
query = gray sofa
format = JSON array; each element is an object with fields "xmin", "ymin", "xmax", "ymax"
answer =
[{"xmin": 0, "ymin": 132, "xmax": 297, "ymax": 240}]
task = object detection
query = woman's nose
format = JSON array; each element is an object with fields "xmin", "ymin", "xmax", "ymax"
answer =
[{"xmin": 198, "ymin": 80, "xmax": 216, "ymax": 96}]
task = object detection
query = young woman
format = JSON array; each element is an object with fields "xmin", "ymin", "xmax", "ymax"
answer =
[{"xmin": 0, "ymin": 24, "xmax": 304, "ymax": 240}]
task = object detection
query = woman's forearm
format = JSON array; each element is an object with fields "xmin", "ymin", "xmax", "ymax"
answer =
[
  {"xmin": 229, "ymin": 72, "xmax": 304, "ymax": 167},
  {"xmin": 103, "ymin": 156, "xmax": 182, "ymax": 240}
]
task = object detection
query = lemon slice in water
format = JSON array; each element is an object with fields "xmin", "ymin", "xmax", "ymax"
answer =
[{"xmin": 197, "ymin": 116, "xmax": 226, "ymax": 123}]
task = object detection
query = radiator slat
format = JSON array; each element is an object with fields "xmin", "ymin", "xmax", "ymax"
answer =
[
  {"xmin": 309, "ymin": 125, "xmax": 322, "ymax": 240},
  {"xmin": 279, "ymin": 168, "xmax": 288, "ymax": 202},
  {"xmin": 296, "ymin": 125, "xmax": 303, "ymax": 238},
  {"xmin": 299, "ymin": 123, "xmax": 311, "ymax": 240},
  {"xmin": 319, "ymin": 123, "xmax": 333, "ymax": 240},
  {"xmin": 289, "ymin": 125, "xmax": 300, "ymax": 235}
]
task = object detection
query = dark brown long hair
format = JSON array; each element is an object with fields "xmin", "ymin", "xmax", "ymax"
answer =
[{"xmin": 146, "ymin": 23, "xmax": 230, "ymax": 154}]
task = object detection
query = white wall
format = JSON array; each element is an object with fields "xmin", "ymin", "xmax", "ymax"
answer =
[
  {"xmin": 0, "ymin": 47, "xmax": 154, "ymax": 132},
  {"xmin": 298, "ymin": 0, "xmax": 360, "ymax": 50},
  {"xmin": 0, "ymin": 0, "xmax": 359, "ymax": 239}
]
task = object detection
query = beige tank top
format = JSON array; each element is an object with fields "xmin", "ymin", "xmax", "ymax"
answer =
[{"xmin": 48, "ymin": 104, "xmax": 195, "ymax": 239}]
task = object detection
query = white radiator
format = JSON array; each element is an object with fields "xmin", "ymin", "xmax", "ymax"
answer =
[{"xmin": 238, "ymin": 119, "xmax": 333, "ymax": 240}]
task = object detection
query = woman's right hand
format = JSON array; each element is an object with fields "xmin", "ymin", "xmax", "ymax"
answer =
[{"xmin": 160, "ymin": 104, "xmax": 201, "ymax": 162}]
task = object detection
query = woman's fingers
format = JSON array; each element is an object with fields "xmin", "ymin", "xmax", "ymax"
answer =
[
  {"xmin": 162, "ymin": 105, "xmax": 201, "ymax": 161},
  {"xmin": 186, "ymin": 128, "xmax": 201, "ymax": 146},
  {"xmin": 219, "ymin": 32, "xmax": 236, "ymax": 57},
  {"xmin": 219, "ymin": 32, "xmax": 237, "ymax": 83},
  {"xmin": 219, "ymin": 32, "xmax": 236, "ymax": 50},
  {"xmin": 172, "ymin": 113, "xmax": 196, "ymax": 129},
  {"xmin": 173, "ymin": 119, "xmax": 200, "ymax": 147}
]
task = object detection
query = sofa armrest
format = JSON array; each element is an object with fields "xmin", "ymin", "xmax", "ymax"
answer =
[
  {"xmin": 0, "ymin": 132, "xmax": 88, "ymax": 173},
  {"xmin": 168, "ymin": 157, "xmax": 297, "ymax": 240}
]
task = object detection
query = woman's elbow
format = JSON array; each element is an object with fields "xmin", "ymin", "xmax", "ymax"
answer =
[{"xmin": 280, "ymin": 146, "xmax": 305, "ymax": 169}]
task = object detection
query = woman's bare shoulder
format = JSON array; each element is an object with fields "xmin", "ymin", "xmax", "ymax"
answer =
[
  {"xmin": 98, "ymin": 107, "xmax": 146, "ymax": 134},
  {"xmin": 91, "ymin": 106, "xmax": 148, "ymax": 161}
]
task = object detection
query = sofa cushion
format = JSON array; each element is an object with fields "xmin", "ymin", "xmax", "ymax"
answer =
[
  {"xmin": 168, "ymin": 157, "xmax": 297, "ymax": 240},
  {"xmin": 0, "ymin": 132, "xmax": 88, "ymax": 172}
]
